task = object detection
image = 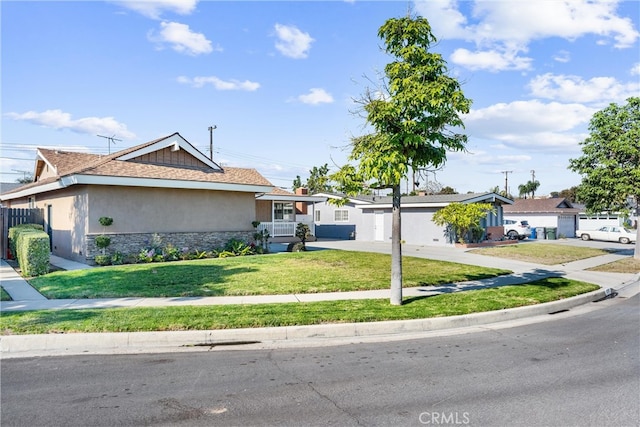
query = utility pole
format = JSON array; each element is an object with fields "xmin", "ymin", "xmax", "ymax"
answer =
[
  {"xmin": 501, "ymin": 170, "xmax": 513, "ymax": 196},
  {"xmin": 208, "ymin": 125, "xmax": 217, "ymax": 160},
  {"xmin": 97, "ymin": 135, "xmax": 122, "ymax": 154},
  {"xmin": 530, "ymin": 170, "xmax": 536, "ymax": 182}
]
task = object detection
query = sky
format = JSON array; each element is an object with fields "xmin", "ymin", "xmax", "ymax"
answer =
[{"xmin": 2, "ymin": 0, "xmax": 639, "ymax": 196}]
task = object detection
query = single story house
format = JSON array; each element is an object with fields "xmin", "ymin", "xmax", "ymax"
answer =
[
  {"xmin": 0, "ymin": 133, "xmax": 277, "ymax": 264},
  {"xmin": 503, "ymin": 198, "xmax": 580, "ymax": 238},
  {"xmin": 311, "ymin": 192, "xmax": 513, "ymax": 246}
]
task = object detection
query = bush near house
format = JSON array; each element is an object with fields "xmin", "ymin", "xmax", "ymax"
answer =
[{"xmin": 9, "ymin": 224, "xmax": 50, "ymax": 277}]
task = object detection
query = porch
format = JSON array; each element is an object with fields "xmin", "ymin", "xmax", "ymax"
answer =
[{"xmin": 257, "ymin": 220, "xmax": 316, "ymax": 238}]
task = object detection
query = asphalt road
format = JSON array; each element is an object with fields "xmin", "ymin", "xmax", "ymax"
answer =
[{"xmin": 2, "ymin": 293, "xmax": 638, "ymax": 427}]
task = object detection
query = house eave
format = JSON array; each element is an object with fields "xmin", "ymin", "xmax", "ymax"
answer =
[
  {"xmin": 256, "ymin": 194, "xmax": 327, "ymax": 202},
  {"xmin": 65, "ymin": 174, "xmax": 273, "ymax": 193},
  {"xmin": 0, "ymin": 174, "xmax": 273, "ymax": 201}
]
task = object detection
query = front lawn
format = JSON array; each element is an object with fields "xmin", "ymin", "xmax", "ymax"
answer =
[
  {"xmin": 469, "ymin": 243, "xmax": 610, "ymax": 265},
  {"xmin": 1, "ymin": 287, "xmax": 11, "ymax": 301},
  {"xmin": 28, "ymin": 250, "xmax": 511, "ymax": 299},
  {"xmin": 0, "ymin": 278, "xmax": 599, "ymax": 335}
]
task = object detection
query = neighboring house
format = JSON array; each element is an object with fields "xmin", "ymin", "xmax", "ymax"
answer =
[
  {"xmin": 572, "ymin": 203, "xmax": 637, "ymax": 230},
  {"xmin": 255, "ymin": 188, "xmax": 326, "ymax": 240},
  {"xmin": 503, "ymin": 198, "xmax": 580, "ymax": 238},
  {"xmin": 311, "ymin": 193, "xmax": 372, "ymax": 239},
  {"xmin": 312, "ymin": 192, "xmax": 512, "ymax": 246},
  {"xmin": 0, "ymin": 182, "xmax": 24, "ymax": 202},
  {"xmin": 0, "ymin": 133, "xmax": 274, "ymax": 264}
]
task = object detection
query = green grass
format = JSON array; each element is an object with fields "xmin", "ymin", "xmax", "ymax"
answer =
[
  {"xmin": 0, "ymin": 278, "xmax": 599, "ymax": 335},
  {"xmin": 469, "ymin": 243, "xmax": 611, "ymax": 265},
  {"xmin": 0, "ymin": 287, "xmax": 11, "ymax": 301},
  {"xmin": 28, "ymin": 250, "xmax": 511, "ymax": 299},
  {"xmin": 588, "ymin": 257, "xmax": 640, "ymax": 273}
]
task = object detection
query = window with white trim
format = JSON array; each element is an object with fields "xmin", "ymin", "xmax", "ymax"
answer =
[
  {"xmin": 274, "ymin": 202, "xmax": 294, "ymax": 221},
  {"xmin": 334, "ymin": 209, "xmax": 349, "ymax": 222},
  {"xmin": 28, "ymin": 197, "xmax": 36, "ymax": 208}
]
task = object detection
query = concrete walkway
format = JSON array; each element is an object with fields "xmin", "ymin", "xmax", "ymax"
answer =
[
  {"xmin": 1, "ymin": 241, "xmax": 638, "ymax": 312},
  {"xmin": 1, "ymin": 240, "xmax": 638, "ymax": 358}
]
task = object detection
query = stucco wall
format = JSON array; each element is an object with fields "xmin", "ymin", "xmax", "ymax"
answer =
[
  {"xmin": 7, "ymin": 187, "xmax": 89, "ymax": 261},
  {"xmin": 88, "ymin": 186, "xmax": 256, "ymax": 234},
  {"xmin": 358, "ymin": 207, "xmax": 451, "ymax": 246}
]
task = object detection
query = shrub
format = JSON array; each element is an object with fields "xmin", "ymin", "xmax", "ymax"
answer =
[
  {"xmin": 98, "ymin": 216, "xmax": 114, "ymax": 227},
  {"xmin": 224, "ymin": 238, "xmax": 254, "ymax": 256},
  {"xmin": 94, "ymin": 255, "xmax": 112, "ymax": 266},
  {"xmin": 15, "ymin": 230, "xmax": 50, "ymax": 277},
  {"xmin": 95, "ymin": 235, "xmax": 111, "ymax": 250},
  {"xmin": 8, "ymin": 224, "xmax": 44, "ymax": 257}
]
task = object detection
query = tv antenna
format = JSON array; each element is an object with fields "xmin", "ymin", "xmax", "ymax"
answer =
[{"xmin": 97, "ymin": 135, "xmax": 122, "ymax": 154}]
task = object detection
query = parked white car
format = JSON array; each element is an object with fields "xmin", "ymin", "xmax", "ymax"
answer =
[
  {"xmin": 503, "ymin": 219, "xmax": 532, "ymax": 240},
  {"xmin": 576, "ymin": 226, "xmax": 637, "ymax": 244}
]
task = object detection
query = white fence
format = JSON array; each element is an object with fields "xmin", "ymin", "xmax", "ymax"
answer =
[{"xmin": 257, "ymin": 220, "xmax": 315, "ymax": 237}]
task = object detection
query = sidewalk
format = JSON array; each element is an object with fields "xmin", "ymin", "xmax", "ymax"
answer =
[{"xmin": 1, "ymin": 241, "xmax": 638, "ymax": 357}]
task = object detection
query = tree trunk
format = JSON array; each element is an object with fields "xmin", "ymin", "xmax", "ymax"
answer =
[{"xmin": 390, "ymin": 184, "xmax": 403, "ymax": 305}]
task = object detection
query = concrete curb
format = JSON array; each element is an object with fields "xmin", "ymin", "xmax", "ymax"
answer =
[{"xmin": 0, "ymin": 287, "xmax": 611, "ymax": 358}]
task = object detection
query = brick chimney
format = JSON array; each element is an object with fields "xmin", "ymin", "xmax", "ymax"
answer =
[{"xmin": 295, "ymin": 187, "xmax": 308, "ymax": 214}]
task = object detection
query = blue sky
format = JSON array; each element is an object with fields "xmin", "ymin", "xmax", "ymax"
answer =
[{"xmin": 2, "ymin": 0, "xmax": 639, "ymax": 196}]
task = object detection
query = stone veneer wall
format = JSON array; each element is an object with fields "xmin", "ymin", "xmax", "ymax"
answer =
[{"xmin": 85, "ymin": 231, "xmax": 253, "ymax": 263}]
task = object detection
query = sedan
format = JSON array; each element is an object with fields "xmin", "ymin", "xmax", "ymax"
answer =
[{"xmin": 577, "ymin": 226, "xmax": 637, "ymax": 244}]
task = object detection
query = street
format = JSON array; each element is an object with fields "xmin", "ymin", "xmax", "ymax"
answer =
[{"xmin": 2, "ymin": 293, "xmax": 638, "ymax": 426}]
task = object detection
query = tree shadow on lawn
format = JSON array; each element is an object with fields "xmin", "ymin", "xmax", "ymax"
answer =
[{"xmin": 36, "ymin": 263, "xmax": 260, "ymax": 299}]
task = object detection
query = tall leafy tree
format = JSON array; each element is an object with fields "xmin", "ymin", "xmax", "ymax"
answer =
[
  {"xmin": 568, "ymin": 97, "xmax": 640, "ymax": 259},
  {"xmin": 331, "ymin": 15, "xmax": 471, "ymax": 305},
  {"xmin": 293, "ymin": 164, "xmax": 332, "ymax": 194}
]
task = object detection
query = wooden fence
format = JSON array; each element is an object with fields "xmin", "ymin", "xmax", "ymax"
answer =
[{"xmin": 0, "ymin": 207, "xmax": 44, "ymax": 259}]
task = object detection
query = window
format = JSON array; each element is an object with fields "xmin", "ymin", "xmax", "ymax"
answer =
[
  {"xmin": 334, "ymin": 209, "xmax": 349, "ymax": 222},
  {"xmin": 28, "ymin": 197, "xmax": 36, "ymax": 208},
  {"xmin": 274, "ymin": 202, "xmax": 294, "ymax": 221},
  {"xmin": 315, "ymin": 210, "xmax": 321, "ymax": 222}
]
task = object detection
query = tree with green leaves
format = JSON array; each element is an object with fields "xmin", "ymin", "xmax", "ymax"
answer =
[
  {"xmin": 432, "ymin": 203, "xmax": 495, "ymax": 244},
  {"xmin": 568, "ymin": 97, "xmax": 639, "ymax": 259},
  {"xmin": 293, "ymin": 164, "xmax": 332, "ymax": 194},
  {"xmin": 331, "ymin": 15, "xmax": 472, "ymax": 305},
  {"xmin": 517, "ymin": 180, "xmax": 540, "ymax": 199}
]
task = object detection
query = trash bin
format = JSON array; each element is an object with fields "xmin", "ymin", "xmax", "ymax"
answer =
[
  {"xmin": 530, "ymin": 228, "xmax": 537, "ymax": 239},
  {"xmin": 545, "ymin": 227, "xmax": 557, "ymax": 240},
  {"xmin": 536, "ymin": 227, "xmax": 546, "ymax": 240}
]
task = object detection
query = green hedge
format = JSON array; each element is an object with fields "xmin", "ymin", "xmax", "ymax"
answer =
[
  {"xmin": 9, "ymin": 224, "xmax": 49, "ymax": 277},
  {"xmin": 8, "ymin": 223, "xmax": 44, "ymax": 257}
]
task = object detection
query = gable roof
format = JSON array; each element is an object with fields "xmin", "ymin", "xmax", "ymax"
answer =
[
  {"xmin": 503, "ymin": 197, "xmax": 580, "ymax": 214},
  {"xmin": 1, "ymin": 133, "xmax": 274, "ymax": 201}
]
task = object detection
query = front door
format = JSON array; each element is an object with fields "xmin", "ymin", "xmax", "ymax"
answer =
[{"xmin": 374, "ymin": 211, "xmax": 384, "ymax": 241}]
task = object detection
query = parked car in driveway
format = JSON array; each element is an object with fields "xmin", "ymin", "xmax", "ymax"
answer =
[
  {"xmin": 503, "ymin": 219, "xmax": 532, "ymax": 240},
  {"xmin": 576, "ymin": 226, "xmax": 637, "ymax": 244}
]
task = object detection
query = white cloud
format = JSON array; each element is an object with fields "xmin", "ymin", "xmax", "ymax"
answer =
[
  {"xmin": 414, "ymin": 0, "xmax": 639, "ymax": 71},
  {"xmin": 631, "ymin": 63, "xmax": 640, "ymax": 75},
  {"xmin": 273, "ymin": 24, "xmax": 314, "ymax": 59},
  {"xmin": 528, "ymin": 73, "xmax": 640, "ymax": 103},
  {"xmin": 296, "ymin": 88, "xmax": 334, "ymax": 105},
  {"xmin": 463, "ymin": 100, "xmax": 596, "ymax": 151},
  {"xmin": 5, "ymin": 109, "xmax": 136, "ymax": 139},
  {"xmin": 450, "ymin": 47, "xmax": 532, "ymax": 72},
  {"xmin": 553, "ymin": 50, "xmax": 571, "ymax": 63},
  {"xmin": 148, "ymin": 21, "xmax": 215, "ymax": 55},
  {"xmin": 177, "ymin": 75, "xmax": 260, "ymax": 91},
  {"xmin": 113, "ymin": 0, "xmax": 198, "ymax": 20}
]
